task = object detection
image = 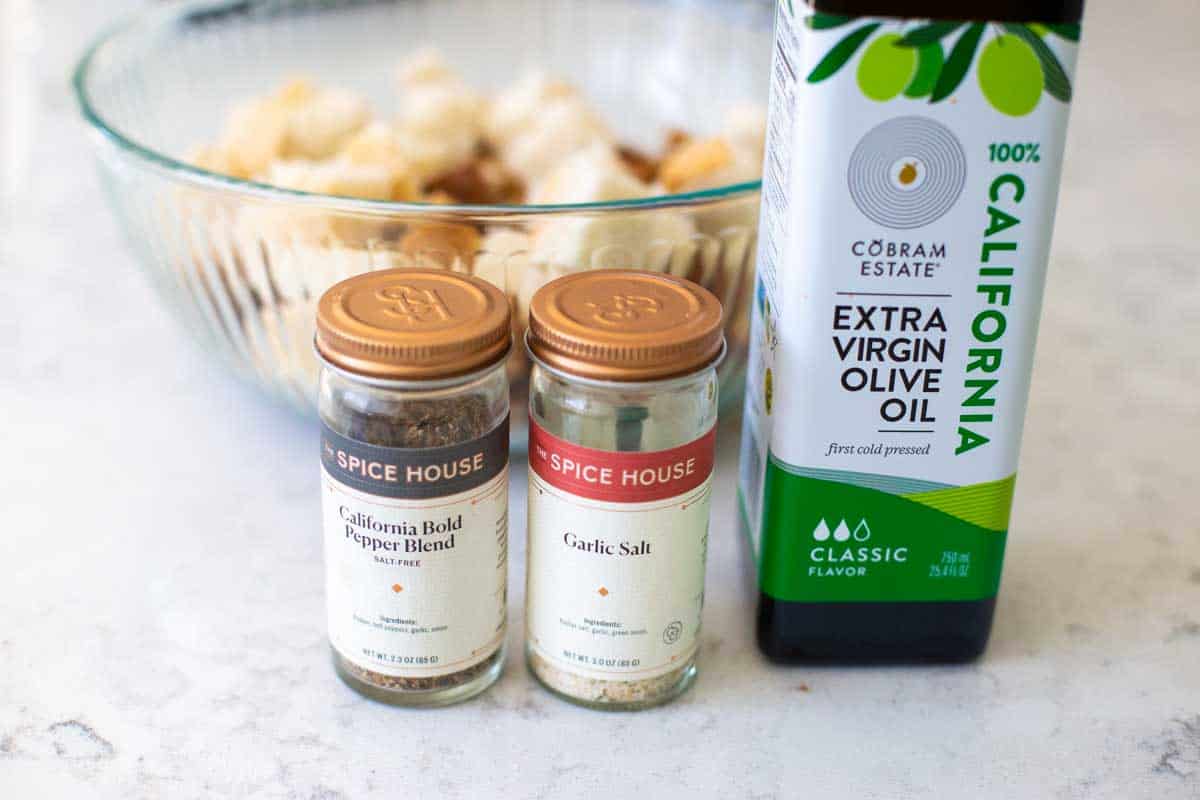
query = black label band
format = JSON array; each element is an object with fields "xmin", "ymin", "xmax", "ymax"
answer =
[
  {"xmin": 807, "ymin": 1, "xmax": 1083, "ymax": 24},
  {"xmin": 321, "ymin": 415, "xmax": 509, "ymax": 500}
]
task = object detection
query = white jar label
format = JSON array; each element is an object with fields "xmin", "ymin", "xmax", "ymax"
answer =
[
  {"xmin": 525, "ymin": 419, "xmax": 715, "ymax": 681},
  {"xmin": 320, "ymin": 418, "xmax": 508, "ymax": 678}
]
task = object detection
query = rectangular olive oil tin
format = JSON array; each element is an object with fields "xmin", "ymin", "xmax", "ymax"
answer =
[{"xmin": 740, "ymin": 0, "xmax": 1084, "ymax": 660}]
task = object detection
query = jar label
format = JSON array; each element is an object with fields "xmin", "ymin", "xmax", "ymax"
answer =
[
  {"xmin": 320, "ymin": 418, "xmax": 508, "ymax": 678},
  {"xmin": 526, "ymin": 420, "xmax": 715, "ymax": 681},
  {"xmin": 321, "ymin": 416, "xmax": 508, "ymax": 499}
]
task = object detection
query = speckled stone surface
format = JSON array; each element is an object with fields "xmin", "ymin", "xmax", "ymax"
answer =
[{"xmin": 1, "ymin": 1, "xmax": 1197, "ymax": 798}]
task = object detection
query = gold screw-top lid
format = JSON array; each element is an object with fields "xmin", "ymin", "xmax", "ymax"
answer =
[
  {"xmin": 527, "ymin": 269, "xmax": 723, "ymax": 382},
  {"xmin": 316, "ymin": 268, "xmax": 511, "ymax": 380}
]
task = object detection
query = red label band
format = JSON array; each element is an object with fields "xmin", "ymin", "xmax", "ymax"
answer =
[{"xmin": 528, "ymin": 418, "xmax": 716, "ymax": 503}]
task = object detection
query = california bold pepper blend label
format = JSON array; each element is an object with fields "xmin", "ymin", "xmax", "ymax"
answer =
[
  {"xmin": 320, "ymin": 417, "xmax": 508, "ymax": 677},
  {"xmin": 525, "ymin": 420, "xmax": 715, "ymax": 681}
]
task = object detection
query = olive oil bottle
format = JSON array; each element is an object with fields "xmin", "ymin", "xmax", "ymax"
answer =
[{"xmin": 739, "ymin": 0, "xmax": 1084, "ymax": 661}]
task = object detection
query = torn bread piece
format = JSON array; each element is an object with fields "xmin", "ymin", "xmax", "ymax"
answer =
[
  {"xmin": 397, "ymin": 221, "xmax": 481, "ymax": 271},
  {"xmin": 659, "ymin": 137, "xmax": 759, "ymax": 194},
  {"xmin": 527, "ymin": 144, "xmax": 695, "ymax": 275},
  {"xmin": 219, "ymin": 79, "xmax": 370, "ymax": 178},
  {"xmin": 395, "ymin": 50, "xmax": 487, "ymax": 185},
  {"xmin": 338, "ymin": 123, "xmax": 422, "ymax": 201},
  {"xmin": 722, "ymin": 104, "xmax": 767, "ymax": 165},
  {"xmin": 504, "ymin": 98, "xmax": 613, "ymax": 187},
  {"xmin": 484, "ymin": 70, "xmax": 578, "ymax": 147},
  {"xmin": 658, "ymin": 134, "xmax": 761, "ymax": 242},
  {"xmin": 344, "ymin": 121, "xmax": 466, "ymax": 190},
  {"xmin": 286, "ymin": 85, "xmax": 374, "ymax": 161},
  {"xmin": 265, "ymin": 158, "xmax": 398, "ymax": 201},
  {"xmin": 527, "ymin": 145, "xmax": 694, "ymax": 276},
  {"xmin": 657, "ymin": 106, "xmax": 765, "ymax": 198},
  {"xmin": 426, "ymin": 157, "xmax": 524, "ymax": 205},
  {"xmin": 234, "ymin": 203, "xmax": 402, "ymax": 304},
  {"xmin": 189, "ymin": 144, "xmax": 249, "ymax": 180},
  {"xmin": 232, "ymin": 158, "xmax": 402, "ymax": 289},
  {"xmin": 473, "ymin": 228, "xmax": 538, "ymax": 380},
  {"xmin": 531, "ymin": 209, "xmax": 696, "ymax": 276},
  {"xmin": 532, "ymin": 142, "xmax": 648, "ymax": 205},
  {"xmin": 474, "ymin": 228, "xmax": 534, "ymax": 315}
]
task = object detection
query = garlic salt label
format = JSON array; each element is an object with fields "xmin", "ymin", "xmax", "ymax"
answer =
[
  {"xmin": 320, "ymin": 419, "xmax": 508, "ymax": 678},
  {"xmin": 525, "ymin": 420, "xmax": 715, "ymax": 681}
]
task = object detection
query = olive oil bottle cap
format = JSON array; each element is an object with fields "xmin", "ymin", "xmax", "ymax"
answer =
[
  {"xmin": 527, "ymin": 270, "xmax": 723, "ymax": 382},
  {"xmin": 316, "ymin": 269, "xmax": 511, "ymax": 380}
]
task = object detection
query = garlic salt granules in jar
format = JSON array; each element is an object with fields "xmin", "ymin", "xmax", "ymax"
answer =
[
  {"xmin": 316, "ymin": 269, "xmax": 510, "ymax": 706},
  {"xmin": 524, "ymin": 270, "xmax": 723, "ymax": 709}
]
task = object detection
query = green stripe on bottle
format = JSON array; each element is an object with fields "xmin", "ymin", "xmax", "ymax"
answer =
[
  {"xmin": 759, "ymin": 457, "xmax": 1008, "ymax": 603},
  {"xmin": 902, "ymin": 474, "xmax": 1016, "ymax": 532}
]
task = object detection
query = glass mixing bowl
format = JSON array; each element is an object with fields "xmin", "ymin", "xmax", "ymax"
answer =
[{"xmin": 74, "ymin": 0, "xmax": 770, "ymax": 440}]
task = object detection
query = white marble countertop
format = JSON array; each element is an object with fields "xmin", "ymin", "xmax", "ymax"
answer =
[{"xmin": 2, "ymin": 1, "xmax": 1198, "ymax": 798}]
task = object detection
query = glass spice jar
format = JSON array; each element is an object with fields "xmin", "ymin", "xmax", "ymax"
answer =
[
  {"xmin": 315, "ymin": 268, "xmax": 511, "ymax": 706},
  {"xmin": 524, "ymin": 269, "xmax": 723, "ymax": 709}
]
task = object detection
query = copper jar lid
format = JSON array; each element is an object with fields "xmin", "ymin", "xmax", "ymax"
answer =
[
  {"xmin": 316, "ymin": 268, "xmax": 511, "ymax": 380},
  {"xmin": 527, "ymin": 270, "xmax": 724, "ymax": 382}
]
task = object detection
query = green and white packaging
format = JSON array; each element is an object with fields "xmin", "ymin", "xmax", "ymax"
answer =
[{"xmin": 739, "ymin": 5, "xmax": 1082, "ymax": 604}]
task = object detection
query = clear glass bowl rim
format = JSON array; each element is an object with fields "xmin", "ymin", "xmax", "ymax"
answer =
[{"xmin": 72, "ymin": 0, "xmax": 764, "ymax": 217}]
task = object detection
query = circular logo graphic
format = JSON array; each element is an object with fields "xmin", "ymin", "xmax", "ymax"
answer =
[
  {"xmin": 889, "ymin": 156, "xmax": 928, "ymax": 191},
  {"xmin": 662, "ymin": 621, "xmax": 683, "ymax": 645},
  {"xmin": 848, "ymin": 117, "xmax": 967, "ymax": 230}
]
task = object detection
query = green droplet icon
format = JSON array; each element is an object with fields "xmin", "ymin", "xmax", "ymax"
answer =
[
  {"xmin": 857, "ymin": 34, "xmax": 918, "ymax": 102},
  {"xmin": 978, "ymin": 34, "xmax": 1044, "ymax": 116}
]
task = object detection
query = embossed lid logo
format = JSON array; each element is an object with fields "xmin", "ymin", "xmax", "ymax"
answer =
[
  {"xmin": 584, "ymin": 294, "xmax": 662, "ymax": 325},
  {"xmin": 376, "ymin": 285, "xmax": 453, "ymax": 324}
]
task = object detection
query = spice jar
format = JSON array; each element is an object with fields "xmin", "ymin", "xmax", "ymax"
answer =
[
  {"xmin": 524, "ymin": 269, "xmax": 723, "ymax": 709},
  {"xmin": 316, "ymin": 268, "xmax": 511, "ymax": 706}
]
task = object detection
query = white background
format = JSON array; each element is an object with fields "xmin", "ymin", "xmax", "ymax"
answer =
[{"xmin": 2, "ymin": 1, "xmax": 1198, "ymax": 797}]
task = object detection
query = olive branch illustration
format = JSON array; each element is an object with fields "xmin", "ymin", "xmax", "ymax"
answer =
[{"xmin": 804, "ymin": 13, "xmax": 1079, "ymax": 109}]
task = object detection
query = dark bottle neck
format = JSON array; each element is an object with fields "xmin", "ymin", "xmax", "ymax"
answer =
[{"xmin": 807, "ymin": 0, "xmax": 1084, "ymax": 23}]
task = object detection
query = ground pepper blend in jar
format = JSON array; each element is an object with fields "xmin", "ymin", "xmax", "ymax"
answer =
[
  {"xmin": 524, "ymin": 269, "xmax": 723, "ymax": 709},
  {"xmin": 315, "ymin": 268, "xmax": 510, "ymax": 706}
]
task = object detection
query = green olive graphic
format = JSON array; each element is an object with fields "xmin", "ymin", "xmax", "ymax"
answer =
[
  {"xmin": 857, "ymin": 34, "xmax": 918, "ymax": 102},
  {"xmin": 978, "ymin": 34, "xmax": 1044, "ymax": 116}
]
